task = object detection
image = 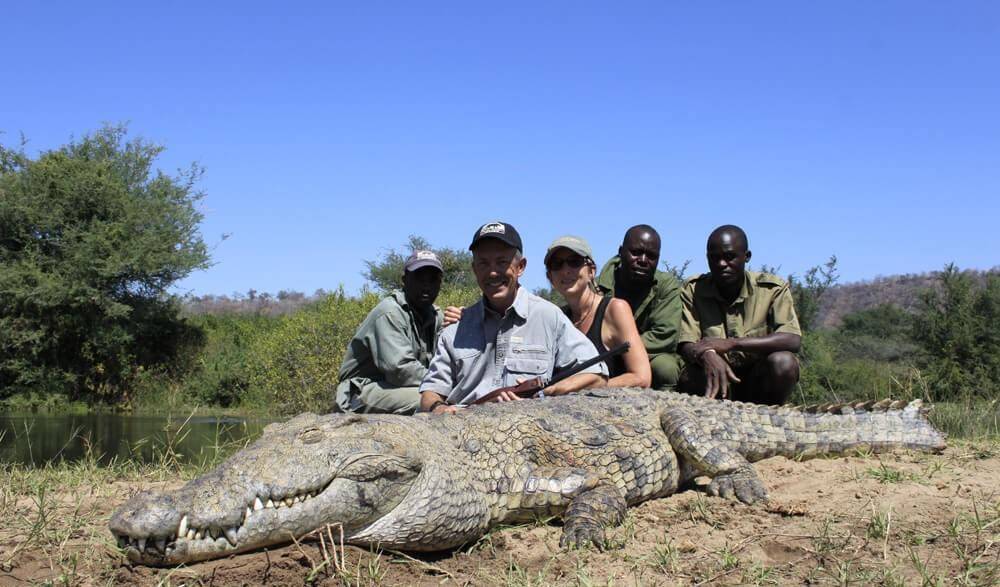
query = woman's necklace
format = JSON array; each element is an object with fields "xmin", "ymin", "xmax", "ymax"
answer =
[{"xmin": 573, "ymin": 290, "xmax": 599, "ymax": 329}]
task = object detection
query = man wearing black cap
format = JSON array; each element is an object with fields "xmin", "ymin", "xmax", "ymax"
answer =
[
  {"xmin": 419, "ymin": 222, "xmax": 607, "ymax": 413},
  {"xmin": 335, "ymin": 250, "xmax": 445, "ymax": 415}
]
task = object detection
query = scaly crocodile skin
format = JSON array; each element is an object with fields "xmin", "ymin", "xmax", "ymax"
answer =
[{"xmin": 110, "ymin": 388, "xmax": 946, "ymax": 566}]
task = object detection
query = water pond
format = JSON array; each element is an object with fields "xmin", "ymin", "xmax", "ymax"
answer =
[{"xmin": 0, "ymin": 411, "xmax": 273, "ymax": 467}]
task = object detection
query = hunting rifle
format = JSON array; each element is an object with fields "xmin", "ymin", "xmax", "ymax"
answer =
[{"xmin": 470, "ymin": 341, "xmax": 630, "ymax": 406}]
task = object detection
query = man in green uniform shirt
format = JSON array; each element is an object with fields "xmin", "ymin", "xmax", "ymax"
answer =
[
  {"xmin": 677, "ymin": 225, "xmax": 801, "ymax": 405},
  {"xmin": 596, "ymin": 224, "xmax": 683, "ymax": 389},
  {"xmin": 336, "ymin": 250, "xmax": 445, "ymax": 415}
]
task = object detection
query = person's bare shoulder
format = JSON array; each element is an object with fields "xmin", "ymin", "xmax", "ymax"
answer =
[
  {"xmin": 605, "ymin": 298, "xmax": 637, "ymax": 333},
  {"xmin": 606, "ymin": 297, "xmax": 633, "ymax": 317}
]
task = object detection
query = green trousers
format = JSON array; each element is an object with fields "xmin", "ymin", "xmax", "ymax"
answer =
[
  {"xmin": 650, "ymin": 353, "xmax": 681, "ymax": 390},
  {"xmin": 341, "ymin": 378, "xmax": 421, "ymax": 415}
]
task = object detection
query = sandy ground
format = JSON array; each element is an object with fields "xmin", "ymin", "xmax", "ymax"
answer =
[{"xmin": 2, "ymin": 443, "xmax": 998, "ymax": 586}]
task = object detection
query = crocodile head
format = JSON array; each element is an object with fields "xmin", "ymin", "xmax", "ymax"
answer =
[{"xmin": 109, "ymin": 413, "xmax": 422, "ymax": 566}]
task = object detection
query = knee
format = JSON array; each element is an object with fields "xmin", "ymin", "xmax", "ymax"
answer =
[
  {"xmin": 650, "ymin": 354, "xmax": 681, "ymax": 388},
  {"xmin": 765, "ymin": 351, "xmax": 799, "ymax": 381}
]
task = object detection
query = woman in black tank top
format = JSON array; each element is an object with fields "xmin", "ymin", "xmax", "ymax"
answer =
[
  {"xmin": 563, "ymin": 295, "xmax": 627, "ymax": 377},
  {"xmin": 545, "ymin": 236, "xmax": 652, "ymax": 388}
]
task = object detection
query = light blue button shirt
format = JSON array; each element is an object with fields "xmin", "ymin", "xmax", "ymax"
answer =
[{"xmin": 419, "ymin": 287, "xmax": 607, "ymax": 405}]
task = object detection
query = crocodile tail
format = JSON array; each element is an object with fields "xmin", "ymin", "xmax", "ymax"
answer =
[
  {"xmin": 789, "ymin": 398, "xmax": 932, "ymax": 417},
  {"xmin": 732, "ymin": 399, "xmax": 947, "ymax": 462}
]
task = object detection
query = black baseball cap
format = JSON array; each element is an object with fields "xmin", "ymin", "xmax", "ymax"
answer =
[{"xmin": 469, "ymin": 221, "xmax": 523, "ymax": 253}]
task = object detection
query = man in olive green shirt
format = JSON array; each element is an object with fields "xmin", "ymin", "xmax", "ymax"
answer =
[
  {"xmin": 597, "ymin": 224, "xmax": 683, "ymax": 389},
  {"xmin": 336, "ymin": 251, "xmax": 445, "ymax": 415},
  {"xmin": 677, "ymin": 225, "xmax": 801, "ymax": 405}
]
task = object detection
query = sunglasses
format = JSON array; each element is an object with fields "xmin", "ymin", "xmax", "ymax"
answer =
[{"xmin": 547, "ymin": 256, "xmax": 588, "ymax": 271}]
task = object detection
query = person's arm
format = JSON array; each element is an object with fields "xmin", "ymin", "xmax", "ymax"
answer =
[
  {"xmin": 545, "ymin": 372, "xmax": 606, "ymax": 396},
  {"xmin": 602, "ymin": 298, "xmax": 651, "ymax": 388},
  {"xmin": 369, "ymin": 314, "xmax": 429, "ymax": 387},
  {"xmin": 687, "ymin": 332, "xmax": 801, "ymax": 358},
  {"xmin": 419, "ymin": 390, "xmax": 459, "ymax": 414},
  {"xmin": 639, "ymin": 277, "xmax": 682, "ymax": 355},
  {"xmin": 417, "ymin": 328, "xmax": 460, "ymax": 413}
]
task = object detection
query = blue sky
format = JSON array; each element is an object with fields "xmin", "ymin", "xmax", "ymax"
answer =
[{"xmin": 4, "ymin": 2, "xmax": 998, "ymax": 296}]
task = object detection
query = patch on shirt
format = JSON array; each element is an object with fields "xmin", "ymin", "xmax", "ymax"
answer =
[{"xmin": 510, "ymin": 336, "xmax": 524, "ymax": 343}]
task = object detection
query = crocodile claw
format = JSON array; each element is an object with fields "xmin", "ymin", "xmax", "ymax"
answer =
[
  {"xmin": 560, "ymin": 521, "xmax": 607, "ymax": 551},
  {"xmin": 707, "ymin": 466, "xmax": 768, "ymax": 504}
]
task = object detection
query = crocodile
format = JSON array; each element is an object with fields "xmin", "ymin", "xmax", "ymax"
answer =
[{"xmin": 110, "ymin": 388, "xmax": 946, "ymax": 566}]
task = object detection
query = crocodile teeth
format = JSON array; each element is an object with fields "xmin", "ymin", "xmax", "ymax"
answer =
[
  {"xmin": 186, "ymin": 529, "xmax": 195, "ymax": 540},
  {"xmin": 284, "ymin": 497, "xmax": 294, "ymax": 507},
  {"xmin": 224, "ymin": 527, "xmax": 238, "ymax": 546},
  {"xmin": 194, "ymin": 530, "xmax": 203, "ymax": 540},
  {"xmin": 245, "ymin": 506, "xmax": 252, "ymax": 520},
  {"xmin": 177, "ymin": 515, "xmax": 188, "ymax": 538},
  {"xmin": 266, "ymin": 499, "xmax": 275, "ymax": 508},
  {"xmin": 137, "ymin": 538, "xmax": 147, "ymax": 552},
  {"xmin": 254, "ymin": 497, "xmax": 264, "ymax": 511}
]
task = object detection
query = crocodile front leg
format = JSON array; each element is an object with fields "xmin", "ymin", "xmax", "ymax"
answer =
[
  {"xmin": 659, "ymin": 407, "xmax": 768, "ymax": 504},
  {"xmin": 497, "ymin": 467, "xmax": 626, "ymax": 549},
  {"xmin": 560, "ymin": 483, "xmax": 626, "ymax": 550}
]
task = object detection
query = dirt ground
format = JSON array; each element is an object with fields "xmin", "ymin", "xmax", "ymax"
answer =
[{"xmin": 2, "ymin": 443, "xmax": 998, "ymax": 586}]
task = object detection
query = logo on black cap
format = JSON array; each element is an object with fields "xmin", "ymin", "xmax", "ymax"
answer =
[{"xmin": 469, "ymin": 221, "xmax": 523, "ymax": 253}]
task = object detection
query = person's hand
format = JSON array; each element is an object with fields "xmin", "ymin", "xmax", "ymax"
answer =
[
  {"xmin": 494, "ymin": 377, "xmax": 529, "ymax": 402},
  {"xmin": 431, "ymin": 403, "xmax": 460, "ymax": 415},
  {"xmin": 494, "ymin": 389, "xmax": 525, "ymax": 402},
  {"xmin": 701, "ymin": 349, "xmax": 741, "ymax": 399},
  {"xmin": 443, "ymin": 306, "xmax": 464, "ymax": 327}
]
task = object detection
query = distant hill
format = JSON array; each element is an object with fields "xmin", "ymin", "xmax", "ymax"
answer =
[
  {"xmin": 815, "ymin": 267, "xmax": 999, "ymax": 328},
  {"xmin": 181, "ymin": 289, "xmax": 330, "ymax": 316}
]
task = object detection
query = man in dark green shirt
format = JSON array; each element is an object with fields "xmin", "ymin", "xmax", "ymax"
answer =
[
  {"xmin": 336, "ymin": 251, "xmax": 445, "ymax": 414},
  {"xmin": 596, "ymin": 224, "xmax": 683, "ymax": 389},
  {"xmin": 677, "ymin": 225, "xmax": 801, "ymax": 405}
]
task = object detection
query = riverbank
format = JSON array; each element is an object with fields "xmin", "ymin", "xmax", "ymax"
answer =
[{"xmin": 2, "ymin": 439, "xmax": 998, "ymax": 585}]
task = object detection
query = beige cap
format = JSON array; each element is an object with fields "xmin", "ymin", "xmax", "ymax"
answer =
[{"xmin": 544, "ymin": 235, "xmax": 594, "ymax": 265}]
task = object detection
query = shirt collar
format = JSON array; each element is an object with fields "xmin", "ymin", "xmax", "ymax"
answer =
[
  {"xmin": 392, "ymin": 290, "xmax": 410, "ymax": 309},
  {"xmin": 482, "ymin": 286, "xmax": 528, "ymax": 320},
  {"xmin": 701, "ymin": 272, "xmax": 754, "ymax": 305}
]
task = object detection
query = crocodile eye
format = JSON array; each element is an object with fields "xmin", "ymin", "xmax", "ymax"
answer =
[{"xmin": 298, "ymin": 428, "xmax": 324, "ymax": 444}]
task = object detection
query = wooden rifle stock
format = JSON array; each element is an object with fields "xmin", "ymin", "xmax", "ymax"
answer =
[{"xmin": 470, "ymin": 342, "xmax": 630, "ymax": 406}]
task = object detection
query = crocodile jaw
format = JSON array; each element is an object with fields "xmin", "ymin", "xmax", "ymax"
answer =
[{"xmin": 111, "ymin": 473, "xmax": 418, "ymax": 566}]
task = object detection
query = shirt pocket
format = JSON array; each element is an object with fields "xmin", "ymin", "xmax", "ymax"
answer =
[
  {"xmin": 452, "ymin": 347, "xmax": 483, "ymax": 371},
  {"xmin": 504, "ymin": 358, "xmax": 549, "ymax": 379},
  {"xmin": 505, "ymin": 344, "xmax": 550, "ymax": 380}
]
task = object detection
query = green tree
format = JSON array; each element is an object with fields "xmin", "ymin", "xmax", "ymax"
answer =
[
  {"xmin": 363, "ymin": 235, "xmax": 476, "ymax": 292},
  {"xmin": 911, "ymin": 264, "xmax": 1000, "ymax": 399},
  {"xmin": 0, "ymin": 125, "xmax": 210, "ymax": 400},
  {"xmin": 789, "ymin": 255, "xmax": 839, "ymax": 332}
]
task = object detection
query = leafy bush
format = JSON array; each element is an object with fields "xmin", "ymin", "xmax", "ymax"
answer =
[
  {"xmin": 788, "ymin": 256, "xmax": 839, "ymax": 332},
  {"xmin": 796, "ymin": 330, "xmax": 925, "ymax": 404},
  {"xmin": 912, "ymin": 264, "xmax": 1000, "ymax": 399},
  {"xmin": 0, "ymin": 125, "xmax": 209, "ymax": 401},
  {"xmin": 244, "ymin": 286, "xmax": 479, "ymax": 414}
]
